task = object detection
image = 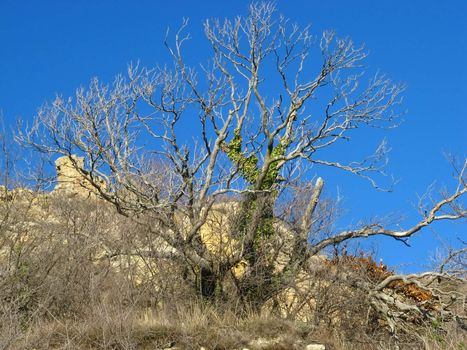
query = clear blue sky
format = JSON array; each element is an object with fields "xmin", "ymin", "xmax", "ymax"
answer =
[{"xmin": 0, "ymin": 0, "xmax": 465, "ymax": 272}]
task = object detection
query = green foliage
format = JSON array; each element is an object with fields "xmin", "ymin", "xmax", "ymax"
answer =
[
  {"xmin": 261, "ymin": 140, "xmax": 286, "ymax": 190},
  {"xmin": 223, "ymin": 131, "xmax": 290, "ymax": 250},
  {"xmin": 224, "ymin": 129, "xmax": 288, "ymax": 190},
  {"xmin": 226, "ymin": 128, "xmax": 259, "ymax": 184}
]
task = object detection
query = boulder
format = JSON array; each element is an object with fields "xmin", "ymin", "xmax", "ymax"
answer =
[{"xmin": 305, "ymin": 344, "xmax": 326, "ymax": 350}]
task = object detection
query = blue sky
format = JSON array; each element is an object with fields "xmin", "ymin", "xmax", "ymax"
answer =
[{"xmin": 0, "ymin": 0, "xmax": 465, "ymax": 272}]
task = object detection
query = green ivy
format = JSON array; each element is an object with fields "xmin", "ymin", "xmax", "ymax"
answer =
[
  {"xmin": 226, "ymin": 129, "xmax": 259, "ymax": 184},
  {"xmin": 223, "ymin": 130, "xmax": 290, "ymax": 245},
  {"xmin": 261, "ymin": 141, "xmax": 286, "ymax": 190},
  {"xmin": 225, "ymin": 129, "xmax": 288, "ymax": 189}
]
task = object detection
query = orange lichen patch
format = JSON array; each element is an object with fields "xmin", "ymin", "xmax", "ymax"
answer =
[
  {"xmin": 326, "ymin": 254, "xmax": 437, "ymax": 305},
  {"xmin": 388, "ymin": 280, "xmax": 435, "ymax": 303}
]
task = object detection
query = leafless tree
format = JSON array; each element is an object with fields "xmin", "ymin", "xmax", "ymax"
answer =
[{"xmin": 18, "ymin": 2, "xmax": 465, "ymax": 312}]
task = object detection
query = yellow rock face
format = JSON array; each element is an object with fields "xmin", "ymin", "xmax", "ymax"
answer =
[
  {"xmin": 199, "ymin": 201, "xmax": 240, "ymax": 258},
  {"xmin": 54, "ymin": 155, "xmax": 105, "ymax": 197},
  {"xmin": 55, "ymin": 155, "xmax": 86, "ymax": 192}
]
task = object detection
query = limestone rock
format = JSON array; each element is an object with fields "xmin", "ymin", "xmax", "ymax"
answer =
[
  {"xmin": 54, "ymin": 155, "xmax": 105, "ymax": 197},
  {"xmin": 248, "ymin": 337, "xmax": 283, "ymax": 349},
  {"xmin": 305, "ymin": 344, "xmax": 326, "ymax": 350}
]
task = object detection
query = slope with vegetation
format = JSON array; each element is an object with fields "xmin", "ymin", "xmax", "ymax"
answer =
[{"xmin": 0, "ymin": 2, "xmax": 465, "ymax": 349}]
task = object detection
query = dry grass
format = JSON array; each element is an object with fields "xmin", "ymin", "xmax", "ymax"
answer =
[
  {"xmin": 1, "ymin": 300, "xmax": 463, "ymax": 350},
  {"xmin": 11, "ymin": 303, "xmax": 297, "ymax": 350}
]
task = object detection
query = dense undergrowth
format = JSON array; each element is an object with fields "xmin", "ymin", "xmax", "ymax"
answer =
[{"xmin": 0, "ymin": 190, "xmax": 465, "ymax": 350}]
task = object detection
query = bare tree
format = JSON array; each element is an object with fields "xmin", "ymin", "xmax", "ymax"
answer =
[{"xmin": 18, "ymin": 2, "xmax": 465, "ymax": 310}]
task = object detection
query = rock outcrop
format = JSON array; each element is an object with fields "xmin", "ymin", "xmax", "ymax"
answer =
[{"xmin": 54, "ymin": 155, "xmax": 105, "ymax": 197}]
